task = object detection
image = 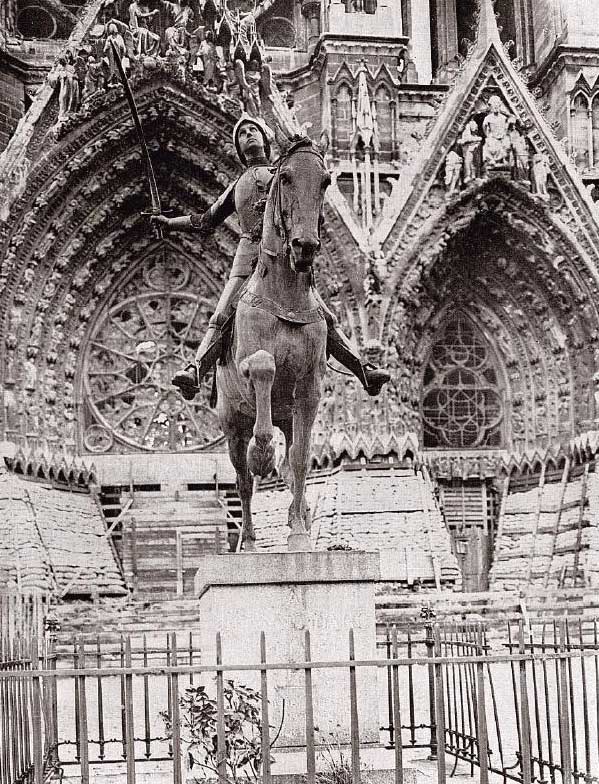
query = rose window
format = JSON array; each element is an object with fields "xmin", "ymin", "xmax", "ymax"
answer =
[
  {"xmin": 83, "ymin": 255, "xmax": 222, "ymax": 453},
  {"xmin": 422, "ymin": 312, "xmax": 503, "ymax": 448}
]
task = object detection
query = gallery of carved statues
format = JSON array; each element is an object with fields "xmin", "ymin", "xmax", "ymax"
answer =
[{"xmin": 2, "ymin": 0, "xmax": 599, "ymax": 599}]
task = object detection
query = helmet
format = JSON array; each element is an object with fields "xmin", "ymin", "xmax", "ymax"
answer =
[{"xmin": 233, "ymin": 114, "xmax": 273, "ymax": 166}]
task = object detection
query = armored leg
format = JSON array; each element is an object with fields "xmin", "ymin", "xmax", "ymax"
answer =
[
  {"xmin": 172, "ymin": 275, "xmax": 248, "ymax": 400},
  {"xmin": 313, "ymin": 290, "xmax": 390, "ymax": 397}
]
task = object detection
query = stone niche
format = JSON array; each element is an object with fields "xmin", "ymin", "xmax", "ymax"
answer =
[{"xmin": 196, "ymin": 551, "xmax": 381, "ymax": 749}]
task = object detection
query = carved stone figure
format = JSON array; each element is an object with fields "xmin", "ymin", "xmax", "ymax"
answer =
[
  {"xmin": 197, "ymin": 30, "xmax": 219, "ymax": 86},
  {"xmin": 162, "ymin": 0, "xmax": 195, "ymax": 54},
  {"xmin": 128, "ymin": 1, "xmax": 160, "ymax": 57},
  {"xmin": 509, "ymin": 118, "xmax": 529, "ymax": 180},
  {"xmin": 444, "ymin": 149, "xmax": 463, "ymax": 193},
  {"xmin": 458, "ymin": 119, "xmax": 482, "ymax": 184},
  {"xmin": 103, "ymin": 23, "xmax": 127, "ymax": 85},
  {"xmin": 82, "ymin": 56, "xmax": 104, "ymax": 100},
  {"xmin": 50, "ymin": 53, "xmax": 80, "ymax": 121},
  {"xmin": 482, "ymin": 96, "xmax": 511, "ymax": 169},
  {"xmin": 532, "ymin": 152, "xmax": 550, "ymax": 200}
]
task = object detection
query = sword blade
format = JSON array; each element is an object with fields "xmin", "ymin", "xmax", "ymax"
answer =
[{"xmin": 110, "ymin": 40, "xmax": 163, "ymax": 239}]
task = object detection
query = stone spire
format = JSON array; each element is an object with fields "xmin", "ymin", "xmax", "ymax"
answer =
[{"xmin": 475, "ymin": 0, "xmax": 502, "ymax": 54}]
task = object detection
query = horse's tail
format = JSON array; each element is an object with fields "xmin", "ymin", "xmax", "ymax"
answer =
[{"xmin": 240, "ymin": 350, "xmax": 277, "ymax": 478}]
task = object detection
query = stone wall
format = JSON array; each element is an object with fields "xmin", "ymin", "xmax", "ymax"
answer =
[{"xmin": 0, "ymin": 60, "xmax": 24, "ymax": 153}]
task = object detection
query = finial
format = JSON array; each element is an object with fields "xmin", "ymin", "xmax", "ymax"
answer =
[{"xmin": 475, "ymin": 0, "xmax": 502, "ymax": 53}]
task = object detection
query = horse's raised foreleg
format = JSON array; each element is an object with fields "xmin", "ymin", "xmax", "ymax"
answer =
[
  {"xmin": 240, "ymin": 350, "xmax": 277, "ymax": 479},
  {"xmin": 288, "ymin": 378, "xmax": 320, "ymax": 538},
  {"xmin": 226, "ymin": 429, "xmax": 256, "ymax": 551}
]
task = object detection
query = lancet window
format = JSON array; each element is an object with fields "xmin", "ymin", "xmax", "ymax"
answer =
[{"xmin": 421, "ymin": 312, "xmax": 504, "ymax": 449}]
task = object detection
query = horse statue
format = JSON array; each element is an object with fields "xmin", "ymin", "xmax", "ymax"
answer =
[{"xmin": 216, "ymin": 136, "xmax": 331, "ymax": 551}]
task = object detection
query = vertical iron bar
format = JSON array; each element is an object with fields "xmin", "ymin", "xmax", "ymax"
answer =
[
  {"xmin": 425, "ymin": 622, "xmax": 437, "ymax": 758},
  {"xmin": 170, "ymin": 633, "xmax": 182, "ymax": 784},
  {"xmin": 518, "ymin": 620, "xmax": 532, "ymax": 784},
  {"xmin": 188, "ymin": 631, "xmax": 194, "ymax": 686},
  {"xmin": 166, "ymin": 634, "xmax": 172, "ymax": 758},
  {"xmin": 565, "ymin": 620, "xmax": 578, "ymax": 777},
  {"xmin": 77, "ymin": 639, "xmax": 90, "ymax": 784},
  {"xmin": 529, "ymin": 627, "xmax": 544, "ymax": 783},
  {"xmin": 386, "ymin": 628, "xmax": 394, "ymax": 746},
  {"xmin": 304, "ymin": 630, "xmax": 316, "ymax": 784},
  {"xmin": 450, "ymin": 627, "xmax": 459, "ymax": 756},
  {"xmin": 594, "ymin": 620, "xmax": 599, "ymax": 782},
  {"xmin": 577, "ymin": 619, "xmax": 591, "ymax": 780},
  {"xmin": 557, "ymin": 620, "xmax": 572, "ymax": 784},
  {"xmin": 74, "ymin": 640, "xmax": 81, "ymax": 762},
  {"xmin": 456, "ymin": 626, "xmax": 467, "ymax": 760},
  {"xmin": 143, "ymin": 635, "xmax": 151, "ymax": 760},
  {"xmin": 124, "ymin": 636, "xmax": 136, "ymax": 784},
  {"xmin": 443, "ymin": 628, "xmax": 454, "ymax": 755},
  {"xmin": 485, "ymin": 634, "xmax": 506, "ymax": 777},
  {"xmin": 507, "ymin": 622, "xmax": 522, "ymax": 749},
  {"xmin": 216, "ymin": 633, "xmax": 227, "ymax": 784},
  {"xmin": 540, "ymin": 623, "xmax": 555, "ymax": 784},
  {"xmin": 260, "ymin": 632, "xmax": 272, "ymax": 784},
  {"xmin": 407, "ymin": 627, "xmax": 415, "ymax": 746},
  {"xmin": 475, "ymin": 627, "xmax": 489, "ymax": 784},
  {"xmin": 30, "ymin": 636, "xmax": 43, "ymax": 784},
  {"xmin": 120, "ymin": 635, "xmax": 127, "ymax": 760},
  {"xmin": 433, "ymin": 626, "xmax": 446, "ymax": 784},
  {"xmin": 96, "ymin": 636, "xmax": 105, "ymax": 761},
  {"xmin": 391, "ymin": 626, "xmax": 404, "ymax": 784},
  {"xmin": 349, "ymin": 629, "xmax": 361, "ymax": 784}
]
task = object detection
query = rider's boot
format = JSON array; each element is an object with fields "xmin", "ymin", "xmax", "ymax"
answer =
[
  {"xmin": 172, "ymin": 276, "xmax": 246, "ymax": 400},
  {"xmin": 314, "ymin": 291, "xmax": 390, "ymax": 397}
]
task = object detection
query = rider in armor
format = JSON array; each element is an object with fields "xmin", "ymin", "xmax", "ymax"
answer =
[{"xmin": 152, "ymin": 116, "xmax": 390, "ymax": 400}]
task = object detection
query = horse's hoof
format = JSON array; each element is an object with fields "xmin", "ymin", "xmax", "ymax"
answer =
[{"xmin": 243, "ymin": 539, "xmax": 257, "ymax": 552}]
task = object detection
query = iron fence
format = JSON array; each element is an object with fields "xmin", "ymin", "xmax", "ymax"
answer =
[{"xmin": 1, "ymin": 620, "xmax": 598, "ymax": 784}]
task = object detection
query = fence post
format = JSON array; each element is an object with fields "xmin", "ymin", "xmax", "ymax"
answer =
[
  {"xmin": 77, "ymin": 639, "xmax": 90, "ymax": 784},
  {"xmin": 433, "ymin": 626, "xmax": 446, "ymax": 784},
  {"xmin": 304, "ymin": 630, "xmax": 316, "ymax": 784},
  {"xmin": 518, "ymin": 620, "xmax": 533, "ymax": 784},
  {"xmin": 349, "ymin": 629, "xmax": 361, "ymax": 784},
  {"xmin": 391, "ymin": 626, "xmax": 404, "ymax": 784},
  {"xmin": 475, "ymin": 627, "xmax": 489, "ymax": 784},
  {"xmin": 260, "ymin": 632, "xmax": 272, "ymax": 784},
  {"xmin": 30, "ymin": 635, "xmax": 43, "ymax": 784},
  {"xmin": 422, "ymin": 606, "xmax": 437, "ymax": 759},
  {"xmin": 557, "ymin": 621, "xmax": 573, "ymax": 784},
  {"xmin": 124, "ymin": 636, "xmax": 136, "ymax": 784},
  {"xmin": 215, "ymin": 633, "xmax": 227, "ymax": 784},
  {"xmin": 170, "ymin": 633, "xmax": 182, "ymax": 784}
]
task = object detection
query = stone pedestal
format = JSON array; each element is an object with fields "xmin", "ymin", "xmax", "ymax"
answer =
[{"xmin": 195, "ymin": 551, "xmax": 380, "ymax": 749}]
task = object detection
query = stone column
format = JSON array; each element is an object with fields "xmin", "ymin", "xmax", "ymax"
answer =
[{"xmin": 410, "ymin": 0, "xmax": 432, "ymax": 84}]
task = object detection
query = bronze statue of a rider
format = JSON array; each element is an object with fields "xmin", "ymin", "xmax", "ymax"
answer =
[{"xmin": 152, "ymin": 116, "xmax": 390, "ymax": 399}]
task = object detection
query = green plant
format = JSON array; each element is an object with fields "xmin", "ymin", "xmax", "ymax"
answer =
[
  {"xmin": 161, "ymin": 679, "xmax": 269, "ymax": 783},
  {"xmin": 313, "ymin": 731, "xmax": 370, "ymax": 784}
]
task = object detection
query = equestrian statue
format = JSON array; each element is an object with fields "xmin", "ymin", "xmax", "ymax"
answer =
[{"xmin": 152, "ymin": 116, "xmax": 390, "ymax": 549}]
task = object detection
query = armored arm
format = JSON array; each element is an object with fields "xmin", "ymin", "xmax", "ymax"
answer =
[{"xmin": 189, "ymin": 181, "xmax": 236, "ymax": 234}]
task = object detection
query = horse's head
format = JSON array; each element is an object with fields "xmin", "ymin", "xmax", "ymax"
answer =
[{"xmin": 272, "ymin": 138, "xmax": 331, "ymax": 273}]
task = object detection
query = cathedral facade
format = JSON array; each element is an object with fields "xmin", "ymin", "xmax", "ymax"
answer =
[{"xmin": 2, "ymin": 0, "xmax": 599, "ymax": 598}]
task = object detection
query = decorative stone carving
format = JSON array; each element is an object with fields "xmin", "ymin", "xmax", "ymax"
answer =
[{"xmin": 444, "ymin": 149, "xmax": 463, "ymax": 194}]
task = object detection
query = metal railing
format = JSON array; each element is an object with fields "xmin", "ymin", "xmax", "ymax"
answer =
[{"xmin": 1, "ymin": 620, "xmax": 599, "ymax": 784}]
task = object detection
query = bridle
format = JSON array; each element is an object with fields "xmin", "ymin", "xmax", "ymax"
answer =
[{"xmin": 267, "ymin": 138, "xmax": 328, "ymax": 263}]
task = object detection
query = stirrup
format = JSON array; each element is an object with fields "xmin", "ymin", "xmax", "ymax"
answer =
[{"xmin": 172, "ymin": 336, "xmax": 223, "ymax": 400}]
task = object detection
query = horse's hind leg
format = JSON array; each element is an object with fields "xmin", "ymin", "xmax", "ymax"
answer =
[
  {"xmin": 240, "ymin": 350, "xmax": 277, "ymax": 479},
  {"xmin": 226, "ymin": 428, "xmax": 256, "ymax": 551}
]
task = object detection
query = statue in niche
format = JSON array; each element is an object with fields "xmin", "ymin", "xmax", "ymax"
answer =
[
  {"xmin": 444, "ymin": 149, "xmax": 463, "ymax": 194},
  {"xmin": 128, "ymin": 1, "xmax": 160, "ymax": 57},
  {"xmin": 458, "ymin": 119, "xmax": 482, "ymax": 184},
  {"xmin": 532, "ymin": 153, "xmax": 550, "ymax": 200},
  {"xmin": 509, "ymin": 118, "xmax": 529, "ymax": 180},
  {"xmin": 103, "ymin": 23, "xmax": 128, "ymax": 86},
  {"xmin": 50, "ymin": 51, "xmax": 80, "ymax": 121},
  {"xmin": 482, "ymin": 96, "xmax": 511, "ymax": 170},
  {"xmin": 82, "ymin": 55, "xmax": 104, "ymax": 100},
  {"xmin": 162, "ymin": 0, "xmax": 195, "ymax": 54}
]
